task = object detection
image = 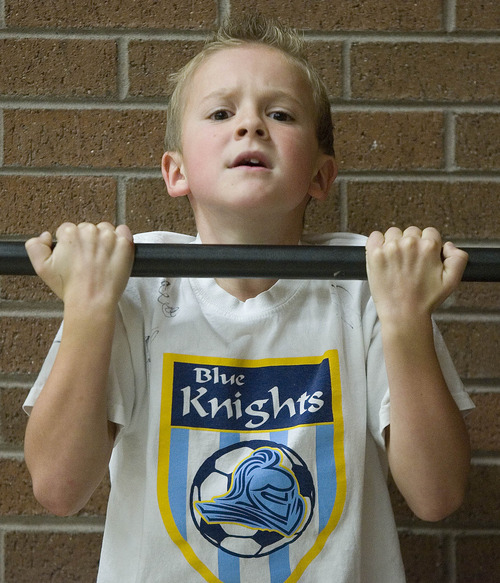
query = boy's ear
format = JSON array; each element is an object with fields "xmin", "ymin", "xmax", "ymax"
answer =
[
  {"xmin": 161, "ymin": 151, "xmax": 190, "ymax": 198},
  {"xmin": 308, "ymin": 155, "xmax": 338, "ymax": 201}
]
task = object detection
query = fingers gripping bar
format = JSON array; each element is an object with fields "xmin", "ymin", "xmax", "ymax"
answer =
[{"xmin": 0, "ymin": 241, "xmax": 499, "ymax": 282}]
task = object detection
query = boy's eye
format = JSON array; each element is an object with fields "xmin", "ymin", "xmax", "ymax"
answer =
[
  {"xmin": 210, "ymin": 110, "xmax": 232, "ymax": 121},
  {"xmin": 269, "ymin": 111, "xmax": 293, "ymax": 122}
]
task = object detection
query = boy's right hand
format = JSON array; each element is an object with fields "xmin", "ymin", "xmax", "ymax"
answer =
[{"xmin": 25, "ymin": 222, "xmax": 134, "ymax": 310}]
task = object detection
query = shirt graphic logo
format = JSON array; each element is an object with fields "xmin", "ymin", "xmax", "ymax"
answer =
[
  {"xmin": 158, "ymin": 352, "xmax": 346, "ymax": 583},
  {"xmin": 191, "ymin": 442, "xmax": 314, "ymax": 557}
]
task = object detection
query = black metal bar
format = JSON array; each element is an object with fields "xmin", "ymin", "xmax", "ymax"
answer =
[{"xmin": 0, "ymin": 241, "xmax": 499, "ymax": 281}]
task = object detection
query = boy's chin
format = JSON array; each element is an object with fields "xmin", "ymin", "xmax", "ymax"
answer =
[{"xmin": 224, "ymin": 185, "xmax": 309, "ymax": 209}]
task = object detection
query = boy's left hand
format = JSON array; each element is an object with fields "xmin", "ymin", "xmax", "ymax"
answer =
[{"xmin": 366, "ymin": 226, "xmax": 469, "ymax": 321}]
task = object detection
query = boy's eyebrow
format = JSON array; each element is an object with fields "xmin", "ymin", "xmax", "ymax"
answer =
[{"xmin": 199, "ymin": 88, "xmax": 308, "ymax": 109}]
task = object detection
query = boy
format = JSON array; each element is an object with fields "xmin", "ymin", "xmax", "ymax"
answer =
[{"xmin": 23, "ymin": 16, "xmax": 473, "ymax": 583}]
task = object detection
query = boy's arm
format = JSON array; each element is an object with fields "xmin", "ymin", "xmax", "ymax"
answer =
[
  {"xmin": 24, "ymin": 222, "xmax": 134, "ymax": 516},
  {"xmin": 366, "ymin": 226, "xmax": 470, "ymax": 522}
]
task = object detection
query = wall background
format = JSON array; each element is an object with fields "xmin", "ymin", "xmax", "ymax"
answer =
[{"xmin": 0, "ymin": 1, "xmax": 499, "ymax": 581}]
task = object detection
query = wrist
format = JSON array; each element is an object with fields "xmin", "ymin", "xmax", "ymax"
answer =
[
  {"xmin": 378, "ymin": 310, "xmax": 434, "ymax": 343},
  {"xmin": 62, "ymin": 301, "xmax": 117, "ymax": 335}
]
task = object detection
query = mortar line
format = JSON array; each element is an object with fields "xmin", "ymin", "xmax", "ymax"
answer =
[
  {"xmin": 341, "ymin": 40, "xmax": 351, "ymax": 100},
  {"xmin": 0, "ymin": 530, "xmax": 4, "ymax": 583},
  {"xmin": 396, "ymin": 525, "xmax": 500, "ymax": 536},
  {"xmin": 304, "ymin": 31, "xmax": 500, "ymax": 42},
  {"xmin": 0, "ymin": 449, "xmax": 24, "ymax": 461},
  {"xmin": 217, "ymin": 0, "xmax": 231, "ymax": 23},
  {"xmin": 0, "ymin": 378, "xmax": 33, "ymax": 390},
  {"xmin": 0, "ymin": 28, "xmax": 211, "ymax": 41},
  {"xmin": 464, "ymin": 381, "xmax": 500, "ymax": 394},
  {"xmin": 117, "ymin": 37, "xmax": 130, "ymax": 101},
  {"xmin": 444, "ymin": 111, "xmax": 457, "ymax": 171},
  {"xmin": 1, "ymin": 29, "xmax": 499, "ymax": 43},
  {"xmin": 336, "ymin": 172, "xmax": 500, "ymax": 182},
  {"xmin": 472, "ymin": 456, "xmax": 500, "ymax": 466},
  {"xmin": 0, "ymin": 167, "xmax": 162, "ymax": 178},
  {"xmin": 0, "ymin": 305, "xmax": 63, "ymax": 318},
  {"xmin": 0, "ymin": 109, "xmax": 3, "ymax": 167},
  {"xmin": 2, "ymin": 167, "xmax": 500, "ymax": 182},
  {"xmin": 0, "ymin": 517, "xmax": 105, "ymax": 533},
  {"xmin": 434, "ymin": 311, "xmax": 500, "ymax": 323},
  {"xmin": 447, "ymin": 533, "xmax": 457, "ymax": 583},
  {"xmin": 116, "ymin": 177, "xmax": 127, "ymax": 225},
  {"xmin": 0, "ymin": 373, "xmax": 36, "ymax": 388},
  {"xmin": 443, "ymin": 0, "xmax": 457, "ymax": 34},
  {"xmin": 338, "ymin": 180, "xmax": 349, "ymax": 232},
  {"xmin": 2, "ymin": 98, "xmax": 499, "ymax": 113}
]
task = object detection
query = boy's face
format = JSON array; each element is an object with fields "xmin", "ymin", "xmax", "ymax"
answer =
[{"xmin": 164, "ymin": 45, "xmax": 335, "ymax": 225}]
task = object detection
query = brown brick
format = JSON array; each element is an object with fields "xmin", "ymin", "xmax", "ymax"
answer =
[
  {"xmin": 351, "ymin": 43, "xmax": 499, "ymax": 101},
  {"xmin": 0, "ymin": 176, "xmax": 116, "ymax": 235},
  {"xmin": 392, "ymin": 464, "xmax": 500, "ymax": 528},
  {"xmin": 456, "ymin": 1, "xmax": 500, "ymax": 31},
  {"xmin": 334, "ymin": 112, "xmax": 444, "ymax": 170},
  {"xmin": 126, "ymin": 178, "xmax": 197, "ymax": 235},
  {"xmin": 447, "ymin": 282, "xmax": 500, "ymax": 311},
  {"xmin": 304, "ymin": 183, "xmax": 341, "ymax": 234},
  {"xmin": 5, "ymin": 0, "xmax": 217, "ymax": 29},
  {"xmin": 128, "ymin": 39, "xmax": 342, "ymax": 99},
  {"xmin": 456, "ymin": 534, "xmax": 500, "ymax": 582},
  {"xmin": 0, "ymin": 458, "xmax": 109, "ymax": 516},
  {"xmin": 0, "ymin": 317, "xmax": 61, "ymax": 375},
  {"xmin": 439, "ymin": 321, "xmax": 500, "ymax": 379},
  {"xmin": 465, "ymin": 393, "xmax": 500, "ymax": 452},
  {"xmin": 399, "ymin": 533, "xmax": 447, "ymax": 583},
  {"xmin": 3, "ymin": 110, "xmax": 166, "ymax": 169},
  {"xmin": 0, "ymin": 459, "xmax": 45, "ymax": 515},
  {"xmin": 0, "ymin": 387, "xmax": 29, "ymax": 447},
  {"xmin": 0, "ymin": 39, "xmax": 117, "ymax": 98},
  {"xmin": 0, "ymin": 276, "xmax": 61, "ymax": 302},
  {"xmin": 230, "ymin": 0, "xmax": 442, "ymax": 31},
  {"xmin": 128, "ymin": 40, "xmax": 206, "ymax": 98},
  {"xmin": 4, "ymin": 531, "xmax": 102, "ymax": 583},
  {"xmin": 345, "ymin": 182, "xmax": 500, "ymax": 239},
  {"xmin": 453, "ymin": 464, "xmax": 500, "ymax": 528},
  {"xmin": 303, "ymin": 42, "xmax": 342, "ymax": 98},
  {"xmin": 455, "ymin": 114, "xmax": 500, "ymax": 170}
]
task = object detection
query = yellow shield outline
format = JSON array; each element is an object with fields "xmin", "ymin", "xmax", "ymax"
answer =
[{"xmin": 157, "ymin": 350, "xmax": 346, "ymax": 582}]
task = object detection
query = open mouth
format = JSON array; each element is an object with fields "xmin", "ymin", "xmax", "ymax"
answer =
[
  {"xmin": 238, "ymin": 158, "xmax": 266, "ymax": 167},
  {"xmin": 231, "ymin": 152, "xmax": 270, "ymax": 169}
]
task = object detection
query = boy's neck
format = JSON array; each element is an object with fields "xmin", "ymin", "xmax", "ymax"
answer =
[
  {"xmin": 194, "ymin": 205, "xmax": 304, "ymax": 246},
  {"xmin": 193, "ymin": 208, "xmax": 304, "ymax": 301}
]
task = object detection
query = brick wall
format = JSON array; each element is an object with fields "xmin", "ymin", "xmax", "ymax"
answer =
[{"xmin": 0, "ymin": 0, "xmax": 498, "ymax": 581}]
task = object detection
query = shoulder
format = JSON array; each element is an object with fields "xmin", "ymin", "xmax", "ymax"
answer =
[{"xmin": 120, "ymin": 231, "xmax": 195, "ymax": 307}]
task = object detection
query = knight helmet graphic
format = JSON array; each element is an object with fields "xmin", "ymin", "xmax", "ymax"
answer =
[{"xmin": 191, "ymin": 442, "xmax": 315, "ymax": 558}]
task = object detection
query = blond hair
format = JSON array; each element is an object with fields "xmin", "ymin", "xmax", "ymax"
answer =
[{"xmin": 165, "ymin": 15, "xmax": 334, "ymax": 155}]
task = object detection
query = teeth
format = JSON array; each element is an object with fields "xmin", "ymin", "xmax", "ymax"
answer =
[
  {"xmin": 243, "ymin": 158, "xmax": 263, "ymax": 167},
  {"xmin": 234, "ymin": 156, "xmax": 265, "ymax": 168}
]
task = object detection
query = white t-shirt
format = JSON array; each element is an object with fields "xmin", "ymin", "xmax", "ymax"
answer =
[{"xmin": 25, "ymin": 231, "xmax": 474, "ymax": 583}]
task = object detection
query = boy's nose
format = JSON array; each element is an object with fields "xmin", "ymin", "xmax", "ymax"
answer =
[{"xmin": 235, "ymin": 115, "xmax": 269, "ymax": 140}]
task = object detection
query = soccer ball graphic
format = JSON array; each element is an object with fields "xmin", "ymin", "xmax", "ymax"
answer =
[{"xmin": 190, "ymin": 440, "xmax": 315, "ymax": 558}]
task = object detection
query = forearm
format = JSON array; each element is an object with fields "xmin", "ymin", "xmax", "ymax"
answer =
[
  {"xmin": 382, "ymin": 315, "xmax": 470, "ymax": 521},
  {"xmin": 24, "ymin": 307, "xmax": 117, "ymax": 516}
]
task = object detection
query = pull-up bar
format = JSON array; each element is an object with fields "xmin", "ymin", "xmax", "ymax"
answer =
[{"xmin": 0, "ymin": 241, "xmax": 499, "ymax": 282}]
